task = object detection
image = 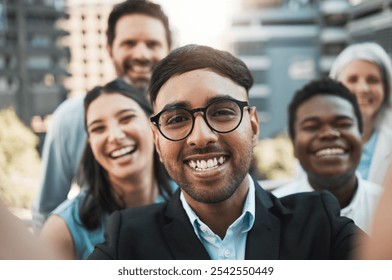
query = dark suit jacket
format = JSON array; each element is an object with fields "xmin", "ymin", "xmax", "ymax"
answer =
[{"xmin": 88, "ymin": 181, "xmax": 360, "ymax": 260}]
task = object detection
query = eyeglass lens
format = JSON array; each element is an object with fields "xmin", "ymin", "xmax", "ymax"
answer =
[{"xmin": 158, "ymin": 99, "xmax": 244, "ymax": 140}]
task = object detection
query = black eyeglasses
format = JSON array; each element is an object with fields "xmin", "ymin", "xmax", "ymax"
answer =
[{"xmin": 150, "ymin": 98, "xmax": 250, "ymax": 141}]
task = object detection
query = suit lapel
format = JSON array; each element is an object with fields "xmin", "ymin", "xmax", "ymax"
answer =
[
  {"xmin": 245, "ymin": 182, "xmax": 281, "ymax": 260},
  {"xmin": 162, "ymin": 190, "xmax": 210, "ymax": 260},
  {"xmin": 161, "ymin": 182, "xmax": 285, "ymax": 260}
]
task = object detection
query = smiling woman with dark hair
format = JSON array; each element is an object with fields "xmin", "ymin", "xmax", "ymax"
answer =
[{"xmin": 40, "ymin": 79, "xmax": 174, "ymax": 259}]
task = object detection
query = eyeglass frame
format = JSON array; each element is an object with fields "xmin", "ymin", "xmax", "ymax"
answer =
[{"xmin": 150, "ymin": 97, "xmax": 251, "ymax": 141}]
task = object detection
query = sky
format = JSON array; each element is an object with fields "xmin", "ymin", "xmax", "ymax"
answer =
[{"xmin": 153, "ymin": 0, "xmax": 240, "ymax": 49}]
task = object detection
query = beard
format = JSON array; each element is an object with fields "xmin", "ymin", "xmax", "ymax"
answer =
[
  {"xmin": 115, "ymin": 58, "xmax": 157, "ymax": 89},
  {"xmin": 164, "ymin": 144, "xmax": 254, "ymax": 204},
  {"xmin": 179, "ymin": 169, "xmax": 249, "ymax": 204}
]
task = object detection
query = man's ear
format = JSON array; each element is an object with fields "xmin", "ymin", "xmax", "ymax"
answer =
[
  {"xmin": 150, "ymin": 124, "xmax": 164, "ymax": 163},
  {"xmin": 250, "ymin": 108, "xmax": 260, "ymax": 148}
]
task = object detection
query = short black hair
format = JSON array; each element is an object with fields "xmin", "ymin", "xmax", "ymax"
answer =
[
  {"xmin": 148, "ymin": 44, "xmax": 254, "ymax": 105},
  {"xmin": 107, "ymin": 0, "xmax": 171, "ymax": 49},
  {"xmin": 288, "ymin": 78, "xmax": 363, "ymax": 140}
]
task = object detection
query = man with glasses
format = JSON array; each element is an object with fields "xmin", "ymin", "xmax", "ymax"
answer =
[{"xmin": 89, "ymin": 44, "xmax": 363, "ymax": 260}]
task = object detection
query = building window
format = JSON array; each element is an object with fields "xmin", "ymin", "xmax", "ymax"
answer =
[
  {"xmin": 27, "ymin": 56, "xmax": 51, "ymax": 69},
  {"xmin": 0, "ymin": 77, "xmax": 8, "ymax": 92},
  {"xmin": 252, "ymin": 70, "xmax": 268, "ymax": 84},
  {"xmin": 234, "ymin": 41, "xmax": 265, "ymax": 56},
  {"xmin": 30, "ymin": 35, "xmax": 51, "ymax": 48}
]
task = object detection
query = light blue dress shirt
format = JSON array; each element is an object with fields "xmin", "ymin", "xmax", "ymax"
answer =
[
  {"xmin": 180, "ymin": 174, "xmax": 256, "ymax": 260},
  {"xmin": 32, "ymin": 95, "xmax": 87, "ymax": 231},
  {"xmin": 358, "ymin": 131, "xmax": 378, "ymax": 180}
]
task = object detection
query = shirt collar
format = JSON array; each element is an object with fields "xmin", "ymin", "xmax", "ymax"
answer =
[
  {"xmin": 340, "ymin": 172, "xmax": 362, "ymax": 214},
  {"xmin": 180, "ymin": 174, "xmax": 256, "ymax": 237}
]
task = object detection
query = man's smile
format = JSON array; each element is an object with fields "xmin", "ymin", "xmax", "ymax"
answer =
[
  {"xmin": 186, "ymin": 156, "xmax": 228, "ymax": 171},
  {"xmin": 314, "ymin": 147, "xmax": 346, "ymax": 158}
]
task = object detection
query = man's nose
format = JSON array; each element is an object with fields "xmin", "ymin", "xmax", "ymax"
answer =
[
  {"xmin": 319, "ymin": 126, "xmax": 341, "ymax": 139},
  {"xmin": 132, "ymin": 43, "xmax": 151, "ymax": 61},
  {"xmin": 186, "ymin": 114, "xmax": 218, "ymax": 148}
]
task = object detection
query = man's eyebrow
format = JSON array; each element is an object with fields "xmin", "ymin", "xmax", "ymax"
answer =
[
  {"xmin": 161, "ymin": 101, "xmax": 190, "ymax": 111},
  {"xmin": 299, "ymin": 116, "xmax": 320, "ymax": 125},
  {"xmin": 161, "ymin": 95, "xmax": 238, "ymax": 111},
  {"xmin": 207, "ymin": 95, "xmax": 237, "ymax": 103},
  {"xmin": 334, "ymin": 115, "xmax": 355, "ymax": 121},
  {"xmin": 299, "ymin": 114, "xmax": 355, "ymax": 125}
]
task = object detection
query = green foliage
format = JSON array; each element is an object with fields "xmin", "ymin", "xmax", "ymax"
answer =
[
  {"xmin": 0, "ymin": 108, "xmax": 41, "ymax": 208},
  {"xmin": 253, "ymin": 134, "xmax": 295, "ymax": 180}
]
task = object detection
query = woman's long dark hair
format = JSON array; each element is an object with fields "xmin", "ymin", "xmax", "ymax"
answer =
[{"xmin": 77, "ymin": 79, "xmax": 173, "ymax": 230}]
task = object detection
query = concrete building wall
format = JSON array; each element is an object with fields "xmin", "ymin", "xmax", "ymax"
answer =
[{"xmin": 59, "ymin": 0, "xmax": 120, "ymax": 98}]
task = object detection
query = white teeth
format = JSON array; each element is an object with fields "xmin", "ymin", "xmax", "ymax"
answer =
[
  {"xmin": 110, "ymin": 146, "xmax": 134, "ymax": 158},
  {"xmin": 188, "ymin": 156, "xmax": 226, "ymax": 170},
  {"xmin": 218, "ymin": 157, "xmax": 224, "ymax": 164},
  {"xmin": 189, "ymin": 161, "xmax": 196, "ymax": 169},
  {"xmin": 316, "ymin": 148, "xmax": 345, "ymax": 158},
  {"xmin": 200, "ymin": 160, "xmax": 207, "ymax": 169}
]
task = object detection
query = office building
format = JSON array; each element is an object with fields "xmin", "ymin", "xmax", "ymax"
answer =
[
  {"xmin": 0, "ymin": 0, "xmax": 69, "ymax": 126},
  {"xmin": 228, "ymin": 0, "xmax": 354, "ymax": 138},
  {"xmin": 59, "ymin": 0, "xmax": 120, "ymax": 98}
]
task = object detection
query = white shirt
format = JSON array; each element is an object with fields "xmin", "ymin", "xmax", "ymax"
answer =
[
  {"xmin": 180, "ymin": 174, "xmax": 255, "ymax": 260},
  {"xmin": 272, "ymin": 173, "xmax": 383, "ymax": 234}
]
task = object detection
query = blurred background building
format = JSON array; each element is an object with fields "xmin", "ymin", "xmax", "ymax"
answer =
[
  {"xmin": 58, "ymin": 0, "xmax": 117, "ymax": 98},
  {"xmin": 0, "ymin": 0, "xmax": 391, "ymax": 213},
  {"xmin": 0, "ymin": 0, "xmax": 391, "ymax": 143},
  {"xmin": 228, "ymin": 0, "xmax": 392, "ymax": 138},
  {"xmin": 0, "ymin": 0, "xmax": 69, "ymax": 133}
]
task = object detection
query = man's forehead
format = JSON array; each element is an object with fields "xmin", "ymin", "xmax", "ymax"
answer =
[
  {"xmin": 152, "ymin": 70, "xmax": 247, "ymax": 112},
  {"xmin": 115, "ymin": 13, "xmax": 166, "ymax": 34},
  {"xmin": 296, "ymin": 95, "xmax": 356, "ymax": 122}
]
